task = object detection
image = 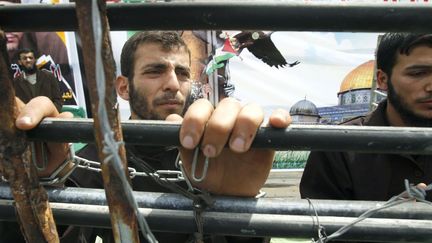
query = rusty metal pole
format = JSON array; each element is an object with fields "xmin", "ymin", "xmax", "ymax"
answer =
[
  {"xmin": 74, "ymin": 1, "xmax": 141, "ymax": 242},
  {"xmin": 0, "ymin": 32, "xmax": 59, "ymax": 242}
]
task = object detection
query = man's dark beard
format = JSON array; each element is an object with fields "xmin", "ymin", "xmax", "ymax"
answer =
[
  {"xmin": 129, "ymin": 86, "xmax": 163, "ymax": 120},
  {"xmin": 21, "ymin": 65, "xmax": 36, "ymax": 74},
  {"xmin": 387, "ymin": 80, "xmax": 432, "ymax": 127},
  {"xmin": 129, "ymin": 85, "xmax": 189, "ymax": 120}
]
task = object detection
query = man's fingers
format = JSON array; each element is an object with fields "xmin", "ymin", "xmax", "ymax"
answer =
[
  {"xmin": 57, "ymin": 111, "xmax": 74, "ymax": 119},
  {"xmin": 15, "ymin": 96, "xmax": 60, "ymax": 130},
  {"xmin": 180, "ymin": 99, "xmax": 288, "ymax": 156},
  {"xmin": 268, "ymin": 108, "xmax": 291, "ymax": 128},
  {"xmin": 166, "ymin": 113, "xmax": 183, "ymax": 122},
  {"xmin": 180, "ymin": 98, "xmax": 213, "ymax": 149},
  {"xmin": 228, "ymin": 102, "xmax": 264, "ymax": 153},
  {"xmin": 200, "ymin": 97, "xmax": 241, "ymax": 157},
  {"xmin": 416, "ymin": 183, "xmax": 428, "ymax": 191}
]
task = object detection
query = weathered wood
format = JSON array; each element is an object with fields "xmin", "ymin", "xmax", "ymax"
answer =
[
  {"xmin": 74, "ymin": 1, "xmax": 139, "ymax": 242},
  {"xmin": 0, "ymin": 31, "xmax": 59, "ymax": 242}
]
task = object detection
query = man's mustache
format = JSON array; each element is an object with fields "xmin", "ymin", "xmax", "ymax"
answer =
[
  {"xmin": 417, "ymin": 95, "xmax": 432, "ymax": 103},
  {"xmin": 153, "ymin": 93, "xmax": 184, "ymax": 105}
]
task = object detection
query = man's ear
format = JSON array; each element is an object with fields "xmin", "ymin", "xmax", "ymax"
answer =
[
  {"xmin": 376, "ymin": 69, "xmax": 389, "ymax": 91},
  {"xmin": 116, "ymin": 75, "xmax": 130, "ymax": 100}
]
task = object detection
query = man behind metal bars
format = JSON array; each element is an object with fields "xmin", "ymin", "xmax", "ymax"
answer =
[
  {"xmin": 11, "ymin": 31, "xmax": 291, "ymax": 242},
  {"xmin": 301, "ymin": 33, "xmax": 432, "ymax": 203}
]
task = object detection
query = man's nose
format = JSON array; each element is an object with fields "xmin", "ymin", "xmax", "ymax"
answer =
[
  {"xmin": 162, "ymin": 70, "xmax": 180, "ymax": 91},
  {"xmin": 425, "ymin": 77, "xmax": 432, "ymax": 92}
]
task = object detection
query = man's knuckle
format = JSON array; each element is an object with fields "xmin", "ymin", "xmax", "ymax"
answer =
[{"xmin": 206, "ymin": 120, "xmax": 231, "ymax": 134}]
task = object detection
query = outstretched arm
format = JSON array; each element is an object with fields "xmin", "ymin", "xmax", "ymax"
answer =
[{"xmin": 167, "ymin": 97, "xmax": 291, "ymax": 197}]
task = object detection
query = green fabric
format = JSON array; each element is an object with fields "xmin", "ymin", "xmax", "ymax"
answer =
[
  {"xmin": 61, "ymin": 105, "xmax": 87, "ymax": 152},
  {"xmin": 61, "ymin": 105, "xmax": 86, "ymax": 118}
]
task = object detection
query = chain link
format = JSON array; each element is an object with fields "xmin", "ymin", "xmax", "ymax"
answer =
[{"xmin": 74, "ymin": 155, "xmax": 185, "ymax": 182}]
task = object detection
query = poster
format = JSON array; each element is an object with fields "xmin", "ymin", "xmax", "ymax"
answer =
[
  {"xmin": 229, "ymin": 32, "xmax": 381, "ymax": 122},
  {"xmin": 6, "ymin": 0, "xmax": 87, "ymax": 118}
]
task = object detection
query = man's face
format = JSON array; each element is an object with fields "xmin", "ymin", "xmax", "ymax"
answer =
[
  {"xmin": 128, "ymin": 43, "xmax": 191, "ymax": 120},
  {"xmin": 5, "ymin": 32, "xmax": 23, "ymax": 51},
  {"xmin": 387, "ymin": 45, "xmax": 432, "ymax": 126},
  {"xmin": 18, "ymin": 52, "xmax": 36, "ymax": 72}
]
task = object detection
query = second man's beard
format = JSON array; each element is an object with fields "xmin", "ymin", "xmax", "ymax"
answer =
[
  {"xmin": 21, "ymin": 65, "xmax": 37, "ymax": 74},
  {"xmin": 387, "ymin": 80, "xmax": 432, "ymax": 127}
]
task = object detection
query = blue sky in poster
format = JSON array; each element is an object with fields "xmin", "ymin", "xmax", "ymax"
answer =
[{"xmin": 229, "ymin": 31, "xmax": 381, "ymax": 110}]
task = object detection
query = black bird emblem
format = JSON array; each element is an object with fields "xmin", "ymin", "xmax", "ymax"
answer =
[{"xmin": 232, "ymin": 31, "xmax": 300, "ymax": 68}]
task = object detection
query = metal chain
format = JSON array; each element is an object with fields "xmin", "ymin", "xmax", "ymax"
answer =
[
  {"xmin": 74, "ymin": 155, "xmax": 185, "ymax": 182},
  {"xmin": 0, "ymin": 152, "xmax": 186, "ymax": 185}
]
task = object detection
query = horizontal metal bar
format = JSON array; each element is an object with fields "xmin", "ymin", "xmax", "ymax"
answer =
[
  {"xmin": 26, "ymin": 118, "xmax": 432, "ymax": 154},
  {"xmin": 0, "ymin": 184, "xmax": 430, "ymax": 220},
  {"xmin": 0, "ymin": 199, "xmax": 431, "ymax": 242},
  {"xmin": 0, "ymin": 2, "xmax": 431, "ymax": 32}
]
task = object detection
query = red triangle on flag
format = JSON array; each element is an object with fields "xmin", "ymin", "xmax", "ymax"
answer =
[{"xmin": 222, "ymin": 38, "xmax": 239, "ymax": 55}]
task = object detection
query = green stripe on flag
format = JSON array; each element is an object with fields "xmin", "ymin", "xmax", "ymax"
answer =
[
  {"xmin": 214, "ymin": 52, "xmax": 236, "ymax": 63},
  {"xmin": 205, "ymin": 51, "xmax": 236, "ymax": 75},
  {"xmin": 205, "ymin": 60, "xmax": 225, "ymax": 75}
]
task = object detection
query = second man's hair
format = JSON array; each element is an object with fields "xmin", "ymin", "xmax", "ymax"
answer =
[{"xmin": 376, "ymin": 33, "xmax": 432, "ymax": 77}]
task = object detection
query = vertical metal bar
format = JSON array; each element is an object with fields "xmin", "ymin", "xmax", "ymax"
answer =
[
  {"xmin": 74, "ymin": 1, "xmax": 140, "ymax": 242},
  {"xmin": 0, "ymin": 32, "xmax": 59, "ymax": 242},
  {"xmin": 369, "ymin": 35, "xmax": 381, "ymax": 110},
  {"xmin": 211, "ymin": 30, "xmax": 219, "ymax": 106}
]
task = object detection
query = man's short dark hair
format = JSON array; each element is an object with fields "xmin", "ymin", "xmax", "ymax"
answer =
[
  {"xmin": 120, "ymin": 31, "xmax": 191, "ymax": 80},
  {"xmin": 17, "ymin": 48, "xmax": 36, "ymax": 59},
  {"xmin": 376, "ymin": 33, "xmax": 432, "ymax": 77}
]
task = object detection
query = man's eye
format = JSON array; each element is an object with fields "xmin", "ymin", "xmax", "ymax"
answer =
[
  {"xmin": 145, "ymin": 70, "xmax": 162, "ymax": 75},
  {"xmin": 408, "ymin": 71, "xmax": 428, "ymax": 77},
  {"xmin": 177, "ymin": 71, "xmax": 190, "ymax": 79}
]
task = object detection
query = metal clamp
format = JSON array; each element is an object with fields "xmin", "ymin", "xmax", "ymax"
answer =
[
  {"xmin": 31, "ymin": 142, "xmax": 49, "ymax": 171},
  {"xmin": 190, "ymin": 147, "xmax": 210, "ymax": 183},
  {"xmin": 39, "ymin": 143, "xmax": 78, "ymax": 186}
]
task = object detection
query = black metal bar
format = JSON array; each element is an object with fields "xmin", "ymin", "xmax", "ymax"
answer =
[
  {"xmin": 0, "ymin": 199, "xmax": 431, "ymax": 242},
  {"xmin": 0, "ymin": 2, "xmax": 431, "ymax": 32},
  {"xmin": 26, "ymin": 118, "xmax": 432, "ymax": 154},
  {"xmin": 0, "ymin": 184, "xmax": 430, "ymax": 220}
]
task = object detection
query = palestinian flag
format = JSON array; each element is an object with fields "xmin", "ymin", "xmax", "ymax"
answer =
[{"xmin": 205, "ymin": 38, "xmax": 238, "ymax": 75}]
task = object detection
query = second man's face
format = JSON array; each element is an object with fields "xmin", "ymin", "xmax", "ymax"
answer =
[
  {"xmin": 18, "ymin": 52, "xmax": 36, "ymax": 72},
  {"xmin": 388, "ymin": 45, "xmax": 432, "ymax": 123},
  {"xmin": 129, "ymin": 43, "xmax": 191, "ymax": 120}
]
